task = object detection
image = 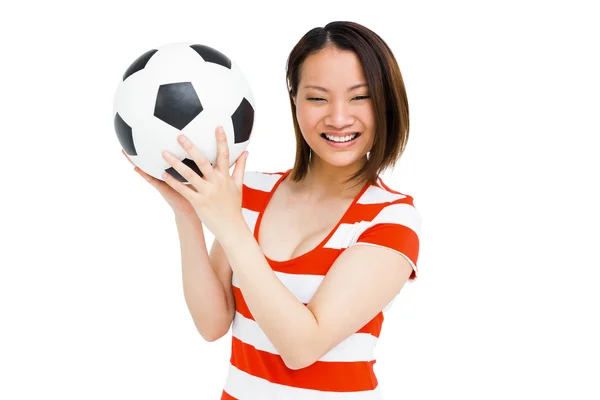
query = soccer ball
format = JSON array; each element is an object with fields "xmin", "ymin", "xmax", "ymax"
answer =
[{"xmin": 113, "ymin": 43, "xmax": 255, "ymax": 183}]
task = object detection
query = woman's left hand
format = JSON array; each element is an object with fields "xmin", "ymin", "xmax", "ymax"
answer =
[{"xmin": 161, "ymin": 126, "xmax": 249, "ymax": 241}]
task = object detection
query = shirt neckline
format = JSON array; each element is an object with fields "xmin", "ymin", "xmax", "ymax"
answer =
[{"xmin": 253, "ymin": 169, "xmax": 371, "ymax": 266}]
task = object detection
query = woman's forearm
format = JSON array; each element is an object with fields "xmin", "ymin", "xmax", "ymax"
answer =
[
  {"xmin": 219, "ymin": 220, "xmax": 318, "ymax": 368},
  {"xmin": 175, "ymin": 213, "xmax": 233, "ymax": 341}
]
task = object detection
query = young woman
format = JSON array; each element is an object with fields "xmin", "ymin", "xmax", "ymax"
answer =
[{"xmin": 126, "ymin": 20, "xmax": 421, "ymax": 400}]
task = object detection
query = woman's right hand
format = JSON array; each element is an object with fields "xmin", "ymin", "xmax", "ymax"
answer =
[{"xmin": 122, "ymin": 150, "xmax": 197, "ymax": 218}]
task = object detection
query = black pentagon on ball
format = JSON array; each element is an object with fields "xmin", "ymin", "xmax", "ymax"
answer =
[
  {"xmin": 232, "ymin": 97, "xmax": 254, "ymax": 143},
  {"xmin": 114, "ymin": 112, "xmax": 137, "ymax": 155},
  {"xmin": 123, "ymin": 49, "xmax": 158, "ymax": 81},
  {"xmin": 190, "ymin": 44, "xmax": 231, "ymax": 69},
  {"xmin": 165, "ymin": 159, "xmax": 212, "ymax": 183},
  {"xmin": 154, "ymin": 82, "xmax": 203, "ymax": 130}
]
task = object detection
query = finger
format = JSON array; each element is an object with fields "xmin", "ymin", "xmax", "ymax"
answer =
[
  {"xmin": 215, "ymin": 126, "xmax": 230, "ymax": 174},
  {"xmin": 175, "ymin": 135, "xmax": 216, "ymax": 182},
  {"xmin": 161, "ymin": 168, "xmax": 197, "ymax": 199},
  {"xmin": 162, "ymin": 149, "xmax": 207, "ymax": 190},
  {"xmin": 134, "ymin": 166, "xmax": 157, "ymax": 184},
  {"xmin": 232, "ymin": 151, "xmax": 248, "ymax": 190}
]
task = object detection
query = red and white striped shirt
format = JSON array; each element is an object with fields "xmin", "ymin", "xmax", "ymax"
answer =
[{"xmin": 221, "ymin": 169, "xmax": 421, "ymax": 399}]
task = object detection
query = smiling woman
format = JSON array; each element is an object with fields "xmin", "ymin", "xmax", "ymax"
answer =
[
  {"xmin": 286, "ymin": 22, "xmax": 410, "ymax": 189},
  {"xmin": 150, "ymin": 20, "xmax": 421, "ymax": 400},
  {"xmin": 215, "ymin": 22, "xmax": 420, "ymax": 400},
  {"xmin": 291, "ymin": 50, "xmax": 375, "ymax": 169}
]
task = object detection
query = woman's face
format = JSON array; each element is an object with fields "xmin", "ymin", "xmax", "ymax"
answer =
[{"xmin": 293, "ymin": 47, "xmax": 375, "ymax": 169}]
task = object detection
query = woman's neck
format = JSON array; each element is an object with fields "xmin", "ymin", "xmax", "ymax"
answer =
[{"xmin": 289, "ymin": 156, "xmax": 368, "ymax": 201}]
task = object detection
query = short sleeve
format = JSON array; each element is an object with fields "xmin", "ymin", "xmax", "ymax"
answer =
[{"xmin": 353, "ymin": 202, "xmax": 421, "ymax": 280}]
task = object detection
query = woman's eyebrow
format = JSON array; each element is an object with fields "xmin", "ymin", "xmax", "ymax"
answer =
[{"xmin": 303, "ymin": 83, "xmax": 368, "ymax": 92}]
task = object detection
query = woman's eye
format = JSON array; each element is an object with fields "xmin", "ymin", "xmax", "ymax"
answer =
[{"xmin": 306, "ymin": 96, "xmax": 369, "ymax": 102}]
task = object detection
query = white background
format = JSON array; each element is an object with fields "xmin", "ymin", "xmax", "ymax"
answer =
[{"xmin": 1, "ymin": 0, "xmax": 598, "ymax": 398}]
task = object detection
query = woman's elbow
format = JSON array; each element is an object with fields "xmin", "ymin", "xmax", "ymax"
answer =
[
  {"xmin": 196, "ymin": 315, "xmax": 233, "ymax": 342},
  {"xmin": 281, "ymin": 349, "xmax": 318, "ymax": 370}
]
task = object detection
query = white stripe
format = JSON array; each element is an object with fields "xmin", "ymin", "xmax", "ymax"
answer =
[
  {"xmin": 371, "ymin": 203, "xmax": 421, "ymax": 236},
  {"xmin": 243, "ymin": 171, "xmax": 283, "ymax": 192},
  {"xmin": 223, "ymin": 364, "xmax": 383, "ymax": 400},
  {"xmin": 324, "ymin": 204, "xmax": 420, "ymax": 250},
  {"xmin": 241, "ymin": 208, "xmax": 259, "ymax": 232},
  {"xmin": 232, "ymin": 270, "xmax": 324, "ymax": 304},
  {"xmin": 232, "ymin": 312, "xmax": 377, "ymax": 362},
  {"xmin": 272, "ymin": 271, "xmax": 324, "ymax": 303},
  {"xmin": 323, "ymin": 222, "xmax": 370, "ymax": 249},
  {"xmin": 358, "ymin": 185, "xmax": 406, "ymax": 204}
]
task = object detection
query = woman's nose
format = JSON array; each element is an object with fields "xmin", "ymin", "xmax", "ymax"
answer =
[{"xmin": 324, "ymin": 101, "xmax": 355, "ymax": 128}]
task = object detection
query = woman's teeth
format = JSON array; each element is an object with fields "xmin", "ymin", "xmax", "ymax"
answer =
[{"xmin": 323, "ymin": 133, "xmax": 359, "ymax": 142}]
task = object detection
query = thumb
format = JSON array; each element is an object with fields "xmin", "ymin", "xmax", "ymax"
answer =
[{"xmin": 232, "ymin": 151, "xmax": 248, "ymax": 190}]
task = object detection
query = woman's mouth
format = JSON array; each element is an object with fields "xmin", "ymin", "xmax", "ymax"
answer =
[{"xmin": 320, "ymin": 132, "xmax": 361, "ymax": 148}]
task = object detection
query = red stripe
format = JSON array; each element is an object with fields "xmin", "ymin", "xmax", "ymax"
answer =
[
  {"xmin": 233, "ymin": 285, "xmax": 252, "ymax": 320},
  {"xmin": 241, "ymin": 171, "xmax": 288, "ymax": 212},
  {"xmin": 221, "ymin": 390, "xmax": 236, "ymax": 400},
  {"xmin": 348, "ymin": 196, "xmax": 413, "ymax": 220},
  {"xmin": 267, "ymin": 247, "xmax": 343, "ymax": 274},
  {"xmin": 357, "ymin": 223, "xmax": 419, "ymax": 268},
  {"xmin": 347, "ymin": 201, "xmax": 390, "ymax": 221},
  {"xmin": 242, "ymin": 185, "xmax": 269, "ymax": 211},
  {"xmin": 230, "ymin": 336, "xmax": 378, "ymax": 392},
  {"xmin": 233, "ymin": 285, "xmax": 383, "ymax": 337},
  {"xmin": 357, "ymin": 312, "xmax": 383, "ymax": 337}
]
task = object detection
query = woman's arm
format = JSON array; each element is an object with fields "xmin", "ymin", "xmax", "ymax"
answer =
[
  {"xmin": 176, "ymin": 214, "xmax": 235, "ymax": 342},
  {"xmin": 220, "ymin": 219, "xmax": 413, "ymax": 369}
]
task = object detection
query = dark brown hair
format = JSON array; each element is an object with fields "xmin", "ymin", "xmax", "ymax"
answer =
[{"xmin": 285, "ymin": 21, "xmax": 410, "ymax": 187}]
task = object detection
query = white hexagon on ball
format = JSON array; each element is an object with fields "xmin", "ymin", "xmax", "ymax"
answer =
[{"xmin": 113, "ymin": 42, "xmax": 255, "ymax": 183}]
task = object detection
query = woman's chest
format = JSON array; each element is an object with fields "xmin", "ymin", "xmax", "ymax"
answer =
[{"xmin": 257, "ymin": 197, "xmax": 351, "ymax": 262}]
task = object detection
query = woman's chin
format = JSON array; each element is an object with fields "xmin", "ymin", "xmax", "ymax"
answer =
[{"xmin": 314, "ymin": 151, "xmax": 367, "ymax": 169}]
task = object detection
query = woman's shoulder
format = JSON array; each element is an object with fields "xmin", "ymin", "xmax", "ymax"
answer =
[
  {"xmin": 357, "ymin": 175, "xmax": 421, "ymax": 240},
  {"xmin": 354, "ymin": 176, "xmax": 422, "ymax": 280},
  {"xmin": 363, "ymin": 175, "xmax": 417, "ymax": 208}
]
